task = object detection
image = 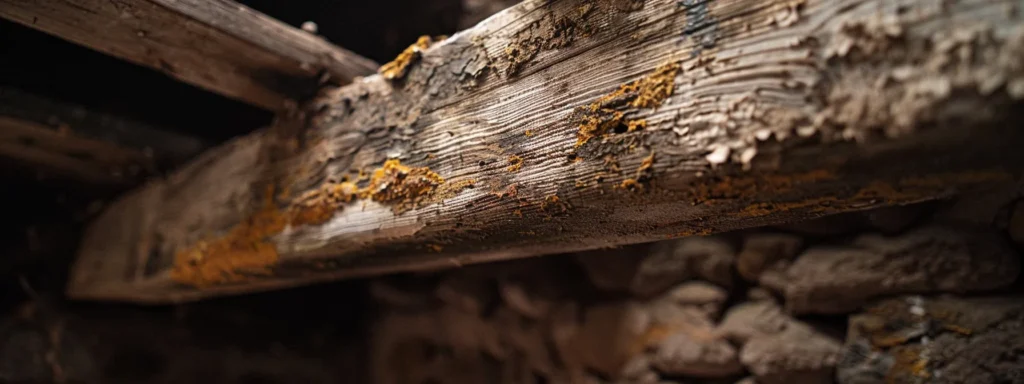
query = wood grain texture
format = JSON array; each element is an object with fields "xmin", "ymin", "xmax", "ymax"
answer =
[
  {"xmin": 0, "ymin": 0, "xmax": 379, "ymax": 110},
  {"xmin": 70, "ymin": 0, "xmax": 1024, "ymax": 302},
  {"xmin": 0, "ymin": 87, "xmax": 208, "ymax": 185}
]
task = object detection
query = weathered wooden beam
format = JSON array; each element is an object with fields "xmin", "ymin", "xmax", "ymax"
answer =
[
  {"xmin": 70, "ymin": 0, "xmax": 1024, "ymax": 303},
  {"xmin": 0, "ymin": 0, "xmax": 379, "ymax": 110},
  {"xmin": 0, "ymin": 87, "xmax": 208, "ymax": 185}
]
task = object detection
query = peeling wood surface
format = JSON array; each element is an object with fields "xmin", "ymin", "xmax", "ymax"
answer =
[
  {"xmin": 0, "ymin": 87, "xmax": 208, "ymax": 185},
  {"xmin": 70, "ymin": 0, "xmax": 1024, "ymax": 302},
  {"xmin": 0, "ymin": 0, "xmax": 379, "ymax": 110}
]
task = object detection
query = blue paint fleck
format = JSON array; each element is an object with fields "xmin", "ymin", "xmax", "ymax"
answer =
[{"xmin": 678, "ymin": 0, "xmax": 719, "ymax": 56}]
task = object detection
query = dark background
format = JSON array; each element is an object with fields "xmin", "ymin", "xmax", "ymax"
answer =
[
  {"xmin": 0, "ymin": 2, "xmax": 480, "ymax": 382},
  {"xmin": 0, "ymin": 0, "xmax": 472, "ymax": 309}
]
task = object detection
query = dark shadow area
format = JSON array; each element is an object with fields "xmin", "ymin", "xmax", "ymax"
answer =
[
  {"xmin": 0, "ymin": 19, "xmax": 273, "ymax": 143},
  {"xmin": 0, "ymin": 2, "xmax": 477, "ymax": 380},
  {"xmin": 240, "ymin": 0, "xmax": 464, "ymax": 64}
]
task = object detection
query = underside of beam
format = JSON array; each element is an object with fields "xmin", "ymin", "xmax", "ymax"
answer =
[
  {"xmin": 0, "ymin": 0, "xmax": 379, "ymax": 110},
  {"xmin": 69, "ymin": 0, "xmax": 1024, "ymax": 303}
]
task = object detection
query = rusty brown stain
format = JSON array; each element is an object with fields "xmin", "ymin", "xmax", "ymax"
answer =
[
  {"xmin": 727, "ymin": 170, "xmax": 1010, "ymax": 219},
  {"xmin": 690, "ymin": 169, "xmax": 836, "ymax": 205},
  {"xmin": 618, "ymin": 178, "xmax": 642, "ymax": 191}
]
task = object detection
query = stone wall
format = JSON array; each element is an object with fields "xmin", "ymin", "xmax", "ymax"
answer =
[{"xmin": 368, "ymin": 194, "xmax": 1024, "ymax": 384}]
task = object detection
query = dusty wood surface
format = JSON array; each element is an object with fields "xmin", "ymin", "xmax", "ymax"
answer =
[
  {"xmin": 0, "ymin": 0, "xmax": 379, "ymax": 110},
  {"xmin": 0, "ymin": 87, "xmax": 208, "ymax": 185},
  {"xmin": 70, "ymin": 0, "xmax": 1024, "ymax": 303}
]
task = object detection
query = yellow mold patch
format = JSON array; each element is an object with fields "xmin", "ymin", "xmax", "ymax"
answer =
[
  {"xmin": 172, "ymin": 159, "xmax": 449, "ymax": 287},
  {"xmin": 576, "ymin": 62, "xmax": 680, "ymax": 147},
  {"xmin": 379, "ymin": 36, "xmax": 438, "ymax": 80},
  {"xmin": 617, "ymin": 152, "xmax": 657, "ymax": 192},
  {"xmin": 170, "ymin": 186, "xmax": 288, "ymax": 287},
  {"xmin": 507, "ymin": 155, "xmax": 524, "ymax": 172},
  {"xmin": 363, "ymin": 159, "xmax": 445, "ymax": 208}
]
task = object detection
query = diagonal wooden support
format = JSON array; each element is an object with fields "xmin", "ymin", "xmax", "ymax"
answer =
[
  {"xmin": 70, "ymin": 0, "xmax": 1024, "ymax": 303},
  {"xmin": 0, "ymin": 0, "xmax": 379, "ymax": 110},
  {"xmin": 0, "ymin": 87, "xmax": 208, "ymax": 185}
]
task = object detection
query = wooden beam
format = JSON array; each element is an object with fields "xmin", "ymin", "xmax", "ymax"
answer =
[
  {"xmin": 0, "ymin": 0, "xmax": 379, "ymax": 110},
  {"xmin": 0, "ymin": 87, "xmax": 208, "ymax": 185},
  {"xmin": 69, "ymin": 0, "xmax": 1024, "ymax": 303}
]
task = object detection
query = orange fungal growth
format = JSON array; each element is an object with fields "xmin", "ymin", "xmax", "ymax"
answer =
[
  {"xmin": 172, "ymin": 159, "xmax": 448, "ymax": 287},
  {"xmin": 171, "ymin": 186, "xmax": 287, "ymax": 287},
  {"xmin": 575, "ymin": 62, "xmax": 679, "ymax": 147},
  {"xmin": 507, "ymin": 155, "xmax": 525, "ymax": 172},
  {"xmin": 379, "ymin": 36, "xmax": 437, "ymax": 80}
]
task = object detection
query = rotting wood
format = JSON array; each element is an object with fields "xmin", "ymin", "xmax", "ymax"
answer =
[
  {"xmin": 0, "ymin": 0, "xmax": 379, "ymax": 110},
  {"xmin": 0, "ymin": 87, "xmax": 208, "ymax": 185},
  {"xmin": 69, "ymin": 0, "xmax": 1024, "ymax": 303}
]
